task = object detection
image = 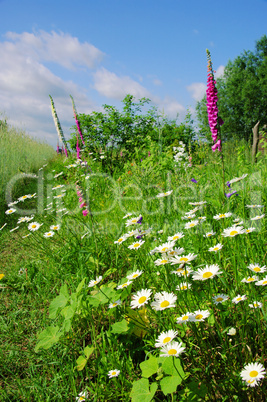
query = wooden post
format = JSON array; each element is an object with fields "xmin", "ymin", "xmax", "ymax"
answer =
[{"xmin": 251, "ymin": 121, "xmax": 260, "ymax": 163}]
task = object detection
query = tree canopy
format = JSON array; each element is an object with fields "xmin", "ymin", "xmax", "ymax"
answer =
[{"xmin": 196, "ymin": 35, "xmax": 267, "ymax": 142}]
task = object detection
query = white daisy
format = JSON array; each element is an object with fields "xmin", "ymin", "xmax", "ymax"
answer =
[
  {"xmin": 108, "ymin": 369, "xmax": 120, "ymax": 378},
  {"xmin": 125, "ymin": 215, "xmax": 142, "ymax": 227},
  {"xmin": 246, "ymin": 204, "xmax": 264, "ymax": 208},
  {"xmin": 232, "ymin": 294, "xmax": 247, "ymax": 304},
  {"xmin": 213, "ymin": 212, "xmax": 232, "ymax": 220},
  {"xmin": 247, "ymin": 264, "xmax": 266, "ymax": 274},
  {"xmin": 108, "ymin": 300, "xmax": 121, "ymax": 309},
  {"xmin": 156, "ymin": 190, "xmax": 173, "ymax": 198},
  {"xmin": 76, "ymin": 390, "xmax": 88, "ymax": 401},
  {"xmin": 123, "ymin": 213, "xmax": 133, "ymax": 219},
  {"xmin": 184, "ymin": 220, "xmax": 199, "ymax": 229},
  {"xmin": 204, "ymin": 231, "xmax": 216, "ymax": 238},
  {"xmin": 170, "ymin": 253, "xmax": 197, "ymax": 265},
  {"xmin": 50, "ymin": 224, "xmax": 60, "ymax": 231},
  {"xmin": 43, "ymin": 231, "xmax": 55, "ymax": 238},
  {"xmin": 151, "ymin": 291, "xmax": 177, "ymax": 311},
  {"xmin": 167, "ymin": 247, "xmax": 185, "ymax": 257},
  {"xmin": 131, "ymin": 289, "xmax": 152, "ymax": 309},
  {"xmin": 124, "ymin": 229, "xmax": 139, "ymax": 238},
  {"xmin": 117, "ymin": 280, "xmax": 132, "ymax": 290},
  {"xmin": 171, "ymin": 267, "xmax": 193, "ymax": 277},
  {"xmin": 0, "ymin": 223, "xmax": 7, "ymax": 231},
  {"xmin": 167, "ymin": 232, "xmax": 184, "ymax": 241},
  {"xmin": 28, "ymin": 222, "xmax": 42, "ymax": 231},
  {"xmin": 240, "ymin": 362, "xmax": 265, "ymax": 386},
  {"xmin": 159, "ymin": 341, "xmax": 186, "ymax": 357},
  {"xmin": 155, "ymin": 330, "xmax": 178, "ymax": 348},
  {"xmin": 249, "ymin": 301, "xmax": 263, "ymax": 309},
  {"xmin": 255, "ymin": 276, "xmax": 267, "ymax": 286},
  {"xmin": 228, "ymin": 173, "xmax": 248, "ymax": 184},
  {"xmin": 127, "ymin": 270, "xmax": 143, "ymax": 280},
  {"xmin": 88, "ymin": 276, "xmax": 102, "ymax": 287},
  {"xmin": 241, "ymin": 276, "xmax": 259, "ymax": 283},
  {"xmin": 114, "ymin": 236, "xmax": 127, "ymax": 244},
  {"xmin": 154, "ymin": 256, "xmax": 170, "ymax": 265},
  {"xmin": 5, "ymin": 208, "xmax": 16, "ymax": 215},
  {"xmin": 222, "ymin": 226, "xmax": 246, "ymax": 237},
  {"xmin": 10, "ymin": 226, "xmax": 19, "ymax": 232},
  {"xmin": 52, "ymin": 184, "xmax": 65, "ymax": 190},
  {"xmin": 189, "ymin": 201, "xmax": 207, "ymax": 206},
  {"xmin": 198, "ymin": 216, "xmax": 206, "ymax": 221},
  {"xmin": 154, "ymin": 241, "xmax": 175, "ymax": 253},
  {"xmin": 212, "ymin": 294, "xmax": 229, "ymax": 305},
  {"xmin": 181, "ymin": 214, "xmax": 196, "ymax": 220},
  {"xmin": 251, "ymin": 214, "xmax": 265, "ymax": 221},
  {"xmin": 208, "ymin": 243, "xmax": 223, "ymax": 252},
  {"xmin": 245, "ymin": 227, "xmax": 256, "ymax": 234},
  {"xmin": 176, "ymin": 313, "xmax": 194, "ymax": 324},
  {"xmin": 190, "ymin": 309, "xmax": 210, "ymax": 322},
  {"xmin": 128, "ymin": 240, "xmax": 145, "ymax": 250},
  {"xmin": 18, "ymin": 195, "xmax": 30, "ymax": 202},
  {"xmin": 227, "ymin": 328, "xmax": 236, "ymax": 336},
  {"xmin": 176, "ymin": 282, "xmax": 192, "ymax": 291},
  {"xmin": 192, "ymin": 264, "xmax": 222, "ymax": 281}
]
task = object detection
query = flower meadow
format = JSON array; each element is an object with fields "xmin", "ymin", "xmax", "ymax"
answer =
[{"xmin": 0, "ymin": 136, "xmax": 266, "ymax": 402}]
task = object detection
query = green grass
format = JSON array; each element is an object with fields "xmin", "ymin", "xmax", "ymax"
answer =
[{"xmin": 0, "ymin": 140, "xmax": 267, "ymax": 401}]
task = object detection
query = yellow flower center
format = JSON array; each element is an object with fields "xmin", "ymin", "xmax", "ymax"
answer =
[
  {"xmin": 161, "ymin": 260, "xmax": 168, "ymax": 264},
  {"xmin": 161, "ymin": 247, "xmax": 168, "ymax": 252},
  {"xmin": 132, "ymin": 274, "xmax": 138, "ymax": 278},
  {"xmin": 203, "ymin": 272, "xmax": 213, "ymax": 279},
  {"xmin": 138, "ymin": 296, "xmax": 147, "ymax": 304},
  {"xmin": 182, "ymin": 315, "xmax": 188, "ymax": 320},
  {"xmin": 195, "ymin": 314, "xmax": 203, "ymax": 320},
  {"xmin": 236, "ymin": 297, "xmax": 242, "ymax": 301},
  {"xmin": 216, "ymin": 297, "xmax": 223, "ymax": 302},
  {"xmin": 133, "ymin": 243, "xmax": 140, "ymax": 247},
  {"xmin": 22, "ymin": 196, "xmax": 27, "ymax": 199},
  {"xmin": 207, "ymin": 234, "xmax": 212, "ymax": 236},
  {"xmin": 163, "ymin": 337, "xmax": 171, "ymax": 344},
  {"xmin": 249, "ymin": 370, "xmax": 258, "ymax": 378},
  {"xmin": 189, "ymin": 223, "xmax": 195, "ymax": 227},
  {"xmin": 111, "ymin": 371, "xmax": 117, "ymax": 376},
  {"xmin": 253, "ymin": 267, "xmax": 260, "ymax": 272},
  {"xmin": 32, "ymin": 225, "xmax": 36, "ymax": 228},
  {"xmin": 121, "ymin": 283, "xmax": 128, "ymax": 287},
  {"xmin": 173, "ymin": 236, "xmax": 179, "ymax": 240},
  {"xmin": 132, "ymin": 219, "xmax": 137, "ymax": 223},
  {"xmin": 230, "ymin": 230, "xmax": 238, "ymax": 236},
  {"xmin": 118, "ymin": 238, "xmax": 123, "ymax": 242},
  {"xmin": 246, "ymin": 229, "xmax": 250, "ymax": 232},
  {"xmin": 160, "ymin": 300, "xmax": 170, "ymax": 308},
  {"xmin": 181, "ymin": 286, "xmax": 187, "ymax": 290},
  {"xmin": 167, "ymin": 349, "xmax": 177, "ymax": 355},
  {"xmin": 112, "ymin": 303, "xmax": 117, "ymax": 307},
  {"xmin": 262, "ymin": 280, "xmax": 267, "ymax": 285},
  {"xmin": 219, "ymin": 214, "xmax": 225, "ymax": 218},
  {"xmin": 214, "ymin": 247, "xmax": 219, "ymax": 251},
  {"xmin": 180, "ymin": 257, "xmax": 188, "ymax": 262},
  {"xmin": 247, "ymin": 278, "xmax": 254, "ymax": 282}
]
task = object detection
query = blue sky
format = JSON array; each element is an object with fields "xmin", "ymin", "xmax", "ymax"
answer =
[{"xmin": 0, "ymin": 0, "xmax": 266, "ymax": 147}]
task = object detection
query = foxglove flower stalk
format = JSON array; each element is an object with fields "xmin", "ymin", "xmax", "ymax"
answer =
[
  {"xmin": 70, "ymin": 95, "xmax": 85, "ymax": 145},
  {"xmin": 49, "ymin": 95, "xmax": 69, "ymax": 153}
]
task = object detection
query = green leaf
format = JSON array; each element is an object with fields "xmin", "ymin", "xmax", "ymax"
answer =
[
  {"xmin": 61, "ymin": 318, "xmax": 72, "ymax": 333},
  {"xmin": 35, "ymin": 326, "xmax": 61, "ymax": 352},
  {"xmin": 59, "ymin": 284, "xmax": 69, "ymax": 298},
  {"xmin": 160, "ymin": 375, "xmax": 182, "ymax": 395},
  {"xmin": 130, "ymin": 378, "xmax": 157, "ymax": 402},
  {"xmin": 161, "ymin": 357, "xmax": 185, "ymax": 378},
  {"xmin": 76, "ymin": 345, "xmax": 94, "ymax": 371},
  {"xmin": 49, "ymin": 293, "xmax": 69, "ymax": 319},
  {"xmin": 111, "ymin": 319, "xmax": 129, "ymax": 334},
  {"xmin": 76, "ymin": 278, "xmax": 86, "ymax": 294},
  {"xmin": 61, "ymin": 302, "xmax": 77, "ymax": 320},
  {"xmin": 140, "ymin": 355, "xmax": 158, "ymax": 378}
]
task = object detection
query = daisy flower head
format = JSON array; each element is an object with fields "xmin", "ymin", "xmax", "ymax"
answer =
[
  {"xmin": 50, "ymin": 224, "xmax": 60, "ymax": 231},
  {"xmin": 125, "ymin": 215, "xmax": 142, "ymax": 227},
  {"xmin": 54, "ymin": 193, "xmax": 65, "ymax": 199},
  {"xmin": 176, "ymin": 282, "xmax": 192, "ymax": 291},
  {"xmin": 160, "ymin": 341, "xmax": 186, "ymax": 358},
  {"xmin": 43, "ymin": 231, "xmax": 55, "ymax": 238},
  {"xmin": 18, "ymin": 195, "xmax": 30, "ymax": 202},
  {"xmin": 171, "ymin": 267, "xmax": 193, "ymax": 277},
  {"xmin": 131, "ymin": 289, "xmax": 152, "ymax": 309},
  {"xmin": 151, "ymin": 291, "xmax": 177, "ymax": 311},
  {"xmin": 241, "ymin": 276, "xmax": 259, "ymax": 283},
  {"xmin": 192, "ymin": 264, "xmax": 222, "ymax": 281},
  {"xmin": 204, "ymin": 231, "xmax": 216, "ymax": 238},
  {"xmin": 213, "ymin": 212, "xmax": 232, "ymax": 220},
  {"xmin": 155, "ymin": 330, "xmax": 178, "ymax": 348},
  {"xmin": 246, "ymin": 204, "xmax": 264, "ymax": 208},
  {"xmin": 52, "ymin": 184, "xmax": 65, "ymax": 190},
  {"xmin": 240, "ymin": 362, "xmax": 266, "ymax": 387},
  {"xmin": 232, "ymin": 294, "xmax": 247, "ymax": 304},
  {"xmin": 117, "ymin": 280, "xmax": 132, "ymax": 290},
  {"xmin": 76, "ymin": 390, "xmax": 88, "ymax": 401},
  {"xmin": 245, "ymin": 227, "xmax": 256, "ymax": 234},
  {"xmin": 17, "ymin": 216, "xmax": 32, "ymax": 224},
  {"xmin": 181, "ymin": 214, "xmax": 196, "ymax": 220},
  {"xmin": 156, "ymin": 190, "xmax": 173, "ymax": 198},
  {"xmin": 154, "ymin": 256, "xmax": 170, "ymax": 266},
  {"xmin": 128, "ymin": 240, "xmax": 145, "ymax": 250},
  {"xmin": 248, "ymin": 263, "xmax": 266, "ymax": 274},
  {"xmin": 127, "ymin": 270, "xmax": 143, "ymax": 280},
  {"xmin": 108, "ymin": 369, "xmax": 120, "ymax": 378},
  {"xmin": 251, "ymin": 214, "xmax": 265, "ymax": 221},
  {"xmin": 167, "ymin": 232, "xmax": 184, "ymax": 242},
  {"xmin": 108, "ymin": 300, "xmax": 121, "ymax": 309},
  {"xmin": 176, "ymin": 312, "xmax": 194, "ymax": 324},
  {"xmin": 208, "ymin": 243, "xmax": 223, "ymax": 252},
  {"xmin": 255, "ymin": 276, "xmax": 267, "ymax": 286},
  {"xmin": 212, "ymin": 294, "xmax": 229, "ymax": 305},
  {"xmin": 123, "ymin": 213, "xmax": 133, "ymax": 219},
  {"xmin": 154, "ymin": 241, "xmax": 175, "ymax": 253},
  {"xmin": 28, "ymin": 222, "xmax": 42, "ymax": 231},
  {"xmin": 125, "ymin": 229, "xmax": 139, "ymax": 238},
  {"xmin": 228, "ymin": 173, "xmax": 248, "ymax": 185},
  {"xmin": 5, "ymin": 208, "xmax": 16, "ymax": 215},
  {"xmin": 227, "ymin": 327, "xmax": 236, "ymax": 336},
  {"xmin": 189, "ymin": 201, "xmax": 207, "ymax": 206},
  {"xmin": 170, "ymin": 253, "xmax": 197, "ymax": 265},
  {"xmin": 198, "ymin": 216, "xmax": 206, "ymax": 222},
  {"xmin": 222, "ymin": 226, "xmax": 245, "ymax": 237},
  {"xmin": 249, "ymin": 301, "xmax": 263, "ymax": 309},
  {"xmin": 167, "ymin": 247, "xmax": 185, "ymax": 257},
  {"xmin": 184, "ymin": 220, "xmax": 199, "ymax": 229},
  {"xmin": 190, "ymin": 309, "xmax": 210, "ymax": 322},
  {"xmin": 114, "ymin": 236, "xmax": 127, "ymax": 244},
  {"xmin": 88, "ymin": 276, "xmax": 102, "ymax": 288}
]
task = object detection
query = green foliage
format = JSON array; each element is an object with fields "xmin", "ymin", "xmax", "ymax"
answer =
[{"xmin": 196, "ymin": 35, "xmax": 267, "ymax": 142}]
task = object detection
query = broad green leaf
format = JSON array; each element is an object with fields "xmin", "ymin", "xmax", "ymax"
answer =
[
  {"xmin": 140, "ymin": 355, "xmax": 158, "ymax": 378},
  {"xmin": 76, "ymin": 345, "xmax": 94, "ymax": 371},
  {"xmin": 86, "ymin": 296, "xmax": 101, "ymax": 307},
  {"xmin": 62, "ymin": 318, "xmax": 72, "ymax": 333},
  {"xmin": 160, "ymin": 375, "xmax": 182, "ymax": 395},
  {"xmin": 61, "ymin": 302, "xmax": 77, "ymax": 320},
  {"xmin": 49, "ymin": 293, "xmax": 69, "ymax": 319},
  {"xmin": 35, "ymin": 326, "xmax": 61, "ymax": 352},
  {"xmin": 111, "ymin": 319, "xmax": 129, "ymax": 334},
  {"xmin": 161, "ymin": 357, "xmax": 185, "ymax": 378},
  {"xmin": 76, "ymin": 278, "xmax": 86, "ymax": 294},
  {"xmin": 84, "ymin": 345, "xmax": 94, "ymax": 359},
  {"xmin": 59, "ymin": 284, "xmax": 69, "ymax": 298},
  {"xmin": 130, "ymin": 378, "xmax": 157, "ymax": 402}
]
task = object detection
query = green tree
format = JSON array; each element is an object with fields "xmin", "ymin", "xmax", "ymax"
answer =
[{"xmin": 196, "ymin": 35, "xmax": 267, "ymax": 142}]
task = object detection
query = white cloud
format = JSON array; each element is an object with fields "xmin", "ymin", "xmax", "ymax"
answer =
[
  {"xmin": 153, "ymin": 78, "xmax": 163, "ymax": 86},
  {"xmin": 156, "ymin": 97, "xmax": 186, "ymax": 119},
  {"xmin": 214, "ymin": 65, "xmax": 225, "ymax": 78},
  {"xmin": 93, "ymin": 67, "xmax": 151, "ymax": 99},
  {"xmin": 186, "ymin": 82, "xmax": 206, "ymax": 101}
]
